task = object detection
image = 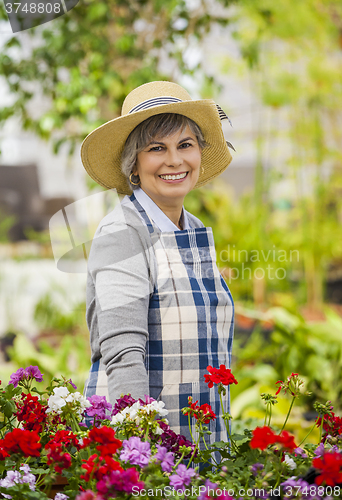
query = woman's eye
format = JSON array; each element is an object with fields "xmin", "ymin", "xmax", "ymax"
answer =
[
  {"xmin": 179, "ymin": 142, "xmax": 192, "ymax": 149},
  {"xmin": 148, "ymin": 146, "xmax": 163, "ymax": 152}
]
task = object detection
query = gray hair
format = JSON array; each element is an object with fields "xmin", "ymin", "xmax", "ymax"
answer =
[{"xmin": 121, "ymin": 113, "xmax": 207, "ymax": 190}]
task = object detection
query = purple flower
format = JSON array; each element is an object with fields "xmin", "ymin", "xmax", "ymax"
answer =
[
  {"xmin": 169, "ymin": 464, "xmax": 196, "ymax": 491},
  {"xmin": 198, "ymin": 479, "xmax": 218, "ymax": 500},
  {"xmin": 120, "ymin": 437, "xmax": 151, "ymax": 468},
  {"xmin": 9, "ymin": 368, "xmax": 27, "ymax": 387},
  {"xmin": 281, "ymin": 478, "xmax": 311, "ymax": 499},
  {"xmin": 0, "ymin": 465, "xmax": 36, "ymax": 497},
  {"xmin": 314, "ymin": 443, "xmax": 325, "ymax": 457},
  {"xmin": 25, "ymin": 365, "xmax": 43, "ymax": 383},
  {"xmin": 251, "ymin": 462, "xmax": 264, "ymax": 476},
  {"xmin": 67, "ymin": 378, "xmax": 77, "ymax": 390},
  {"xmin": 157, "ymin": 420, "xmax": 195, "ymax": 459},
  {"xmin": 294, "ymin": 447, "xmax": 308, "ymax": 458},
  {"xmin": 9, "ymin": 366, "xmax": 43, "ymax": 387},
  {"xmin": 112, "ymin": 394, "xmax": 137, "ymax": 416},
  {"xmin": 154, "ymin": 444, "xmax": 175, "ymax": 472},
  {"xmin": 86, "ymin": 395, "xmax": 112, "ymax": 420},
  {"xmin": 54, "ymin": 494, "xmax": 69, "ymax": 500}
]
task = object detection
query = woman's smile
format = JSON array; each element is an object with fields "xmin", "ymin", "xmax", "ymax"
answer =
[{"xmin": 158, "ymin": 171, "xmax": 189, "ymax": 182}]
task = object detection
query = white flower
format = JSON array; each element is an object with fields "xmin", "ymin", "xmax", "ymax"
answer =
[
  {"xmin": 155, "ymin": 424, "xmax": 163, "ymax": 435},
  {"xmin": 284, "ymin": 454, "xmax": 297, "ymax": 470},
  {"xmin": 53, "ymin": 386, "xmax": 70, "ymax": 398},
  {"xmin": 128, "ymin": 401, "xmax": 142, "ymax": 420},
  {"xmin": 46, "ymin": 386, "xmax": 70, "ymax": 413},
  {"xmin": 146, "ymin": 400, "xmax": 168, "ymax": 417},
  {"xmin": 111, "ymin": 412, "xmax": 126, "ymax": 425},
  {"xmin": 68, "ymin": 392, "xmax": 91, "ymax": 414}
]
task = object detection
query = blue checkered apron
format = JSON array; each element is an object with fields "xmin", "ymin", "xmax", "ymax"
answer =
[{"xmin": 85, "ymin": 194, "xmax": 234, "ymax": 444}]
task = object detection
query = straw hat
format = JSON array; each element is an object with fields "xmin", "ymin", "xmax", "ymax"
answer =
[{"xmin": 81, "ymin": 81, "xmax": 233, "ymax": 195}]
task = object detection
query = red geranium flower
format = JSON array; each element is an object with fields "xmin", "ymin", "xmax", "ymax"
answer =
[
  {"xmin": 276, "ymin": 430, "xmax": 297, "ymax": 451},
  {"xmin": 88, "ymin": 426, "xmax": 122, "ymax": 456},
  {"xmin": 183, "ymin": 398, "xmax": 217, "ymax": 424},
  {"xmin": 15, "ymin": 393, "xmax": 47, "ymax": 433},
  {"xmin": 250, "ymin": 426, "xmax": 297, "ymax": 452},
  {"xmin": 313, "ymin": 452, "xmax": 342, "ymax": 486},
  {"xmin": 46, "ymin": 429, "xmax": 80, "ymax": 449},
  {"xmin": 81, "ymin": 453, "xmax": 123, "ymax": 482},
  {"xmin": 250, "ymin": 426, "xmax": 278, "ymax": 451},
  {"xmin": 204, "ymin": 365, "xmax": 238, "ymax": 388},
  {"xmin": 46, "ymin": 443, "xmax": 72, "ymax": 473},
  {"xmin": 316, "ymin": 412, "xmax": 342, "ymax": 439},
  {"xmin": 0, "ymin": 428, "xmax": 41, "ymax": 457}
]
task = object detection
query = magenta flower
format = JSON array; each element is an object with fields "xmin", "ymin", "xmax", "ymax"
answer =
[
  {"xmin": 198, "ymin": 479, "xmax": 218, "ymax": 500},
  {"xmin": 24, "ymin": 366, "xmax": 43, "ymax": 383},
  {"xmin": 76, "ymin": 491, "xmax": 104, "ymax": 500},
  {"xmin": 169, "ymin": 464, "xmax": 196, "ymax": 491},
  {"xmin": 85, "ymin": 395, "xmax": 112, "ymax": 420},
  {"xmin": 97, "ymin": 468, "xmax": 144, "ymax": 497},
  {"xmin": 120, "ymin": 437, "xmax": 151, "ymax": 468},
  {"xmin": 112, "ymin": 394, "xmax": 136, "ymax": 416},
  {"xmin": 138, "ymin": 394, "xmax": 156, "ymax": 405},
  {"xmin": 154, "ymin": 444, "xmax": 175, "ymax": 472}
]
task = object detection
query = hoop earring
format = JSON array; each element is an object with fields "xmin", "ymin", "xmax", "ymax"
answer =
[
  {"xmin": 129, "ymin": 172, "xmax": 140, "ymax": 186},
  {"xmin": 201, "ymin": 166, "xmax": 205, "ymax": 175}
]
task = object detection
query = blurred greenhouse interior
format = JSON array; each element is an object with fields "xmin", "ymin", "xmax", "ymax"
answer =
[{"xmin": 0, "ymin": 0, "xmax": 342, "ymax": 433}]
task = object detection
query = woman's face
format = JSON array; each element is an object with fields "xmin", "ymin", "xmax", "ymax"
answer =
[{"xmin": 133, "ymin": 125, "xmax": 202, "ymax": 208}]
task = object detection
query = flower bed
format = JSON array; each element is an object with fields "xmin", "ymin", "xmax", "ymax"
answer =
[{"xmin": 0, "ymin": 367, "xmax": 342, "ymax": 499}]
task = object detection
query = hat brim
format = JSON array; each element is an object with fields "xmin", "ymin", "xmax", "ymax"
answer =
[{"xmin": 81, "ymin": 99, "xmax": 232, "ymax": 195}]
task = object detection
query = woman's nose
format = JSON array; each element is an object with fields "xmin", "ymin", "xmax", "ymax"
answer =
[{"xmin": 164, "ymin": 147, "xmax": 182, "ymax": 167}]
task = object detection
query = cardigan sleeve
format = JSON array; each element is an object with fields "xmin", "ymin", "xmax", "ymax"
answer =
[{"xmin": 86, "ymin": 209, "xmax": 156, "ymax": 404}]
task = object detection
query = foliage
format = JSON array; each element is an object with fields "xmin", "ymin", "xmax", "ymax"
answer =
[
  {"xmin": 0, "ymin": 0, "xmax": 231, "ymax": 155},
  {"xmin": 0, "ymin": 210, "xmax": 16, "ymax": 243},
  {"xmin": 218, "ymin": 0, "xmax": 342, "ymax": 306},
  {"xmin": 230, "ymin": 305, "xmax": 342, "ymax": 420},
  {"xmin": 1, "ymin": 366, "xmax": 342, "ymax": 499},
  {"xmin": 185, "ymin": 181, "xmax": 342, "ymax": 306}
]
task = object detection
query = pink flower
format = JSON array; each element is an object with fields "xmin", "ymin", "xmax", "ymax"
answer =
[
  {"xmin": 154, "ymin": 444, "xmax": 175, "ymax": 472},
  {"xmin": 97, "ymin": 468, "xmax": 144, "ymax": 497},
  {"xmin": 86, "ymin": 395, "xmax": 112, "ymax": 421},
  {"xmin": 76, "ymin": 491, "xmax": 104, "ymax": 500},
  {"xmin": 120, "ymin": 437, "xmax": 151, "ymax": 468},
  {"xmin": 169, "ymin": 464, "xmax": 196, "ymax": 491}
]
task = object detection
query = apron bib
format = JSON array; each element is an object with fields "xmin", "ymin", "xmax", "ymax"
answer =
[{"xmin": 85, "ymin": 195, "xmax": 234, "ymax": 444}]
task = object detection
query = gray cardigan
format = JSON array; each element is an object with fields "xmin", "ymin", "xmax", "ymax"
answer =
[{"xmin": 86, "ymin": 200, "xmax": 203, "ymax": 404}]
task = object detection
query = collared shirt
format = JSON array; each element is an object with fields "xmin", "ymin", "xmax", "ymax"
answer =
[{"xmin": 123, "ymin": 187, "xmax": 191, "ymax": 232}]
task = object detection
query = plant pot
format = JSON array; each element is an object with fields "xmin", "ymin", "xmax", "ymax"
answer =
[{"xmin": 47, "ymin": 476, "xmax": 69, "ymax": 498}]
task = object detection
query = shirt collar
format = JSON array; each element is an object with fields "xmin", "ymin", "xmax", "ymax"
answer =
[{"xmin": 133, "ymin": 187, "xmax": 191, "ymax": 231}]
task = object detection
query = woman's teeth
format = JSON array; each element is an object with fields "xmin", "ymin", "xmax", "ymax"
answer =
[{"xmin": 159, "ymin": 172, "xmax": 188, "ymax": 180}]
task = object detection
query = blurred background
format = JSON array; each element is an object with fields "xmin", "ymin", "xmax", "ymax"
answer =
[{"xmin": 0, "ymin": 0, "xmax": 342, "ymax": 439}]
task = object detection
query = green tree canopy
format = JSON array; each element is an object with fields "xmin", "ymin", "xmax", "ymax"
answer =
[{"xmin": 0, "ymin": 0, "xmax": 231, "ymax": 155}]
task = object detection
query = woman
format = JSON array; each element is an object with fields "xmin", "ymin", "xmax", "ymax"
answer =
[{"xmin": 81, "ymin": 81, "xmax": 235, "ymax": 443}]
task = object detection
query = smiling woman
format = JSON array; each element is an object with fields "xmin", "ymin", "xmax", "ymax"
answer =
[{"xmin": 80, "ymin": 81, "xmax": 235, "ymax": 443}]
